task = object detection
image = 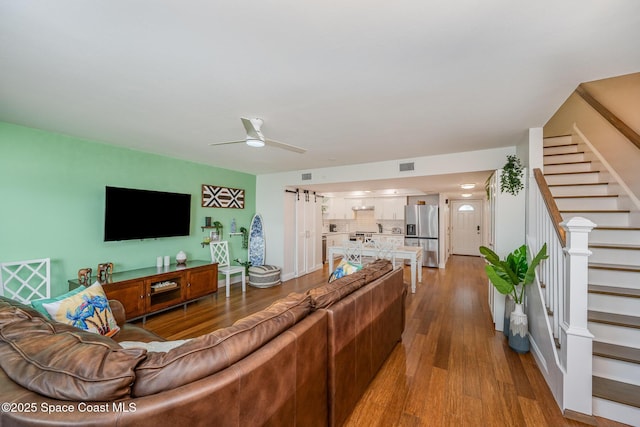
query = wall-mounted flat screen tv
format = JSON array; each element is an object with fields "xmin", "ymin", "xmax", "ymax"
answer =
[{"xmin": 104, "ymin": 186, "xmax": 192, "ymax": 241}]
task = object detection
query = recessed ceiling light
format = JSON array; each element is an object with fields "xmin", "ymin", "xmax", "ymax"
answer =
[
  {"xmin": 461, "ymin": 193, "xmax": 472, "ymax": 198},
  {"xmin": 460, "ymin": 183, "xmax": 476, "ymax": 190}
]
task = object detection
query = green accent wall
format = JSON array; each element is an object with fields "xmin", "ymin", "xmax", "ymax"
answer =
[{"xmin": 0, "ymin": 122, "xmax": 255, "ymax": 297}]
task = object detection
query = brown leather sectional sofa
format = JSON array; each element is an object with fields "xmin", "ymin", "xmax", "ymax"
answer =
[{"xmin": 0, "ymin": 259, "xmax": 405, "ymax": 427}]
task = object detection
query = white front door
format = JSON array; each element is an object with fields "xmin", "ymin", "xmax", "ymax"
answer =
[{"xmin": 451, "ymin": 199, "xmax": 483, "ymax": 256}]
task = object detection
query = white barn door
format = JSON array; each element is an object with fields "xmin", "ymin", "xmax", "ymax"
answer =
[{"xmin": 295, "ymin": 190, "xmax": 321, "ymax": 277}]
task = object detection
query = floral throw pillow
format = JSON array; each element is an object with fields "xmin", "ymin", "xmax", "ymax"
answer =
[
  {"xmin": 328, "ymin": 258, "xmax": 362, "ymax": 283},
  {"xmin": 42, "ymin": 282, "xmax": 120, "ymax": 337}
]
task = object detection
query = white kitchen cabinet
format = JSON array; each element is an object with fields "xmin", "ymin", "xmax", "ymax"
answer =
[
  {"xmin": 346, "ymin": 197, "xmax": 374, "ymax": 208},
  {"xmin": 388, "ymin": 197, "xmax": 406, "ymax": 220},
  {"xmin": 375, "ymin": 197, "xmax": 406, "ymax": 220},
  {"xmin": 325, "ymin": 197, "xmax": 348, "ymax": 219}
]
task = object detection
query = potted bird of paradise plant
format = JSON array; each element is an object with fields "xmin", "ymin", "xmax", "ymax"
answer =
[{"xmin": 479, "ymin": 243, "xmax": 548, "ymax": 353}]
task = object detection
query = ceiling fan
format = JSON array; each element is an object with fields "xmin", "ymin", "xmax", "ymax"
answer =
[{"xmin": 209, "ymin": 117, "xmax": 306, "ymax": 154}]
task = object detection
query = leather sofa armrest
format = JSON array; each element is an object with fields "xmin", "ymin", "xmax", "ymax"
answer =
[{"xmin": 109, "ymin": 300, "xmax": 126, "ymax": 327}]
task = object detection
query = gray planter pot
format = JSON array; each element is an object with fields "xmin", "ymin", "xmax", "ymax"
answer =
[
  {"xmin": 503, "ymin": 295, "xmax": 515, "ymax": 337},
  {"xmin": 508, "ymin": 303, "xmax": 529, "ymax": 353}
]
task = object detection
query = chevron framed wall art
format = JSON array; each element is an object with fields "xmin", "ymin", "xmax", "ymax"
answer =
[{"xmin": 201, "ymin": 185, "xmax": 245, "ymax": 209}]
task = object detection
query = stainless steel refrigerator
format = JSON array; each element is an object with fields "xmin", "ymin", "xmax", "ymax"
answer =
[{"xmin": 405, "ymin": 205, "xmax": 439, "ymax": 267}]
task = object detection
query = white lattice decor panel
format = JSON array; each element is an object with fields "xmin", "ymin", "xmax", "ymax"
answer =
[{"xmin": 0, "ymin": 258, "xmax": 51, "ymax": 303}]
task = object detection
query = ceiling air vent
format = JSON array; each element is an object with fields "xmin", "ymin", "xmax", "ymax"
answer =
[
  {"xmin": 399, "ymin": 162, "xmax": 414, "ymax": 172},
  {"xmin": 301, "ymin": 173, "xmax": 312, "ymax": 181}
]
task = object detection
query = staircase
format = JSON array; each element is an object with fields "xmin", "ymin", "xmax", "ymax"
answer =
[{"xmin": 544, "ymin": 135, "xmax": 640, "ymax": 425}]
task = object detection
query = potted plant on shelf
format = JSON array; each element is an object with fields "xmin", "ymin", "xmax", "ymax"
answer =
[
  {"xmin": 479, "ymin": 243, "xmax": 548, "ymax": 353},
  {"xmin": 211, "ymin": 221, "xmax": 223, "ymax": 241}
]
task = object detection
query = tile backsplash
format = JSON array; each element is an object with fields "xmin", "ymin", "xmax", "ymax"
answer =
[
  {"xmin": 324, "ymin": 211, "xmax": 403, "ymax": 234},
  {"xmin": 354, "ymin": 210, "xmax": 377, "ymax": 231}
]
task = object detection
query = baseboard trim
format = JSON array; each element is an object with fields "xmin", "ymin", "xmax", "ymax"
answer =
[
  {"xmin": 528, "ymin": 335, "xmax": 548, "ymax": 375},
  {"xmin": 217, "ymin": 276, "xmax": 243, "ymax": 287},
  {"xmin": 563, "ymin": 409, "xmax": 596, "ymax": 426}
]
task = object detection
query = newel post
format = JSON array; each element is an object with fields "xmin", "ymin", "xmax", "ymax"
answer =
[{"xmin": 560, "ymin": 216, "xmax": 596, "ymax": 417}]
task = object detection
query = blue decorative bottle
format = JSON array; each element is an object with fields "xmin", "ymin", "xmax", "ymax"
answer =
[{"xmin": 230, "ymin": 218, "xmax": 236, "ymax": 233}]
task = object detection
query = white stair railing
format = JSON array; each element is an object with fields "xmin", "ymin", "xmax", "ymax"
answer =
[
  {"xmin": 560, "ymin": 216, "xmax": 596, "ymax": 417},
  {"xmin": 531, "ymin": 169, "xmax": 595, "ymax": 418},
  {"xmin": 531, "ymin": 169, "xmax": 566, "ymax": 344}
]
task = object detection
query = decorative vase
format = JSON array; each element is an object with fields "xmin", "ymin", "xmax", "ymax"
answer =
[
  {"xmin": 508, "ymin": 303, "xmax": 529, "ymax": 353},
  {"xmin": 503, "ymin": 295, "xmax": 515, "ymax": 337},
  {"xmin": 176, "ymin": 251, "xmax": 187, "ymax": 265}
]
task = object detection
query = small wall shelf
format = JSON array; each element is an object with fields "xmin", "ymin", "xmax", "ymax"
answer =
[
  {"xmin": 229, "ymin": 232, "xmax": 244, "ymax": 236},
  {"xmin": 201, "ymin": 224, "xmax": 223, "ymax": 247}
]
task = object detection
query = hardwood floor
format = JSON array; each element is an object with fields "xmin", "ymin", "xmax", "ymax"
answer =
[{"xmin": 136, "ymin": 256, "xmax": 627, "ymax": 427}]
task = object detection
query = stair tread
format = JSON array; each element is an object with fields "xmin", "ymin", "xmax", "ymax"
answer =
[
  {"xmin": 554, "ymin": 195, "xmax": 618, "ymax": 199},
  {"xmin": 542, "ymin": 140, "xmax": 578, "ymax": 148},
  {"xmin": 589, "ymin": 285, "xmax": 640, "ymax": 298},
  {"xmin": 588, "ymin": 310, "xmax": 640, "ymax": 329},
  {"xmin": 590, "ymin": 262, "xmax": 640, "ymax": 272},
  {"xmin": 543, "ymin": 152, "xmax": 585, "ymax": 157},
  {"xmin": 544, "ymin": 134, "xmax": 573, "ymax": 139},
  {"xmin": 595, "ymin": 226, "xmax": 640, "ymax": 231},
  {"xmin": 590, "ymin": 243, "xmax": 640, "ymax": 250},
  {"xmin": 548, "ymin": 182, "xmax": 609, "ymax": 187},
  {"xmin": 593, "ymin": 341, "xmax": 640, "ymax": 364},
  {"xmin": 544, "ymin": 170, "xmax": 599, "ymax": 176},
  {"xmin": 543, "ymin": 161, "xmax": 591, "ymax": 166},
  {"xmin": 560, "ymin": 209, "xmax": 629, "ymax": 213},
  {"xmin": 592, "ymin": 376, "xmax": 640, "ymax": 408},
  {"xmin": 543, "ymin": 157, "xmax": 585, "ymax": 162}
]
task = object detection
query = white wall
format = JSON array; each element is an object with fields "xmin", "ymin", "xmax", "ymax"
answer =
[{"xmin": 257, "ymin": 146, "xmax": 515, "ymax": 276}]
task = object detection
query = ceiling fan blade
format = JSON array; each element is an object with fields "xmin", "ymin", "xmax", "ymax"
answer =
[
  {"xmin": 265, "ymin": 139, "xmax": 307, "ymax": 154},
  {"xmin": 208, "ymin": 140, "xmax": 245, "ymax": 147},
  {"xmin": 241, "ymin": 117, "xmax": 263, "ymax": 140}
]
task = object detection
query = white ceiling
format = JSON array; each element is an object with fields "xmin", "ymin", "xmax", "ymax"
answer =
[{"xmin": 1, "ymin": 1, "xmax": 639, "ymax": 196}]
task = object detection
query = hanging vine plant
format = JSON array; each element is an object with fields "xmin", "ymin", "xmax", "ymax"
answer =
[
  {"xmin": 500, "ymin": 155, "xmax": 524, "ymax": 196},
  {"xmin": 239, "ymin": 226, "xmax": 249, "ymax": 249},
  {"xmin": 484, "ymin": 171, "xmax": 495, "ymax": 199}
]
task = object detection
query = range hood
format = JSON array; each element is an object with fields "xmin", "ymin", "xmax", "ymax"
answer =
[{"xmin": 352, "ymin": 205, "xmax": 375, "ymax": 211}]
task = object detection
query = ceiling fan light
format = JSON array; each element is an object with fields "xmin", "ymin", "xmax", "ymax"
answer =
[{"xmin": 246, "ymin": 138, "xmax": 265, "ymax": 148}]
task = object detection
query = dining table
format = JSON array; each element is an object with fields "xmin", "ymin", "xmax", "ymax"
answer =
[{"xmin": 328, "ymin": 244, "xmax": 423, "ymax": 293}]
